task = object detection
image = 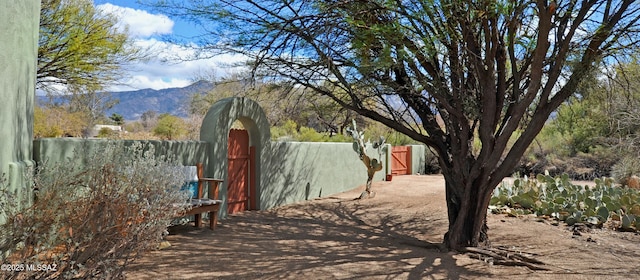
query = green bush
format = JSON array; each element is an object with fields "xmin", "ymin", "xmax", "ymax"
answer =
[
  {"xmin": 271, "ymin": 119, "xmax": 350, "ymax": 142},
  {"xmin": 153, "ymin": 114, "xmax": 187, "ymax": 140},
  {"xmin": 0, "ymin": 142, "xmax": 190, "ymax": 279},
  {"xmin": 491, "ymin": 173, "xmax": 640, "ymax": 231},
  {"xmin": 97, "ymin": 127, "xmax": 118, "ymax": 138}
]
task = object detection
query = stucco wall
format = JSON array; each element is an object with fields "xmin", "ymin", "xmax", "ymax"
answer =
[
  {"xmin": 32, "ymin": 138, "xmax": 389, "ymax": 213},
  {"xmin": 261, "ymin": 141, "xmax": 389, "ymax": 209},
  {"xmin": 0, "ymin": 0, "xmax": 40, "ymax": 211},
  {"xmin": 33, "ymin": 139, "xmax": 210, "ymax": 167},
  {"xmin": 408, "ymin": 145, "xmax": 427, "ymax": 174}
]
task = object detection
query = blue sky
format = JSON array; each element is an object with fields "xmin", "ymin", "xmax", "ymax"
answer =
[{"xmin": 91, "ymin": 1, "xmax": 245, "ymax": 91}]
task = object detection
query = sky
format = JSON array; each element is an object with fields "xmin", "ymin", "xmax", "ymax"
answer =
[{"xmin": 92, "ymin": 0, "xmax": 245, "ymax": 92}]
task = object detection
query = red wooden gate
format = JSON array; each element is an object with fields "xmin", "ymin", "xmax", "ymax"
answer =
[
  {"xmin": 227, "ymin": 129, "xmax": 250, "ymax": 214},
  {"xmin": 391, "ymin": 146, "xmax": 412, "ymax": 175}
]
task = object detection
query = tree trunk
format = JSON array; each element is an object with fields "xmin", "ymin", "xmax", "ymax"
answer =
[
  {"xmin": 358, "ymin": 169, "xmax": 376, "ymax": 199},
  {"xmin": 442, "ymin": 176, "xmax": 493, "ymax": 251}
]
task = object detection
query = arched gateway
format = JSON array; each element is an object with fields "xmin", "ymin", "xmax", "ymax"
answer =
[{"xmin": 200, "ymin": 97, "xmax": 270, "ymax": 216}]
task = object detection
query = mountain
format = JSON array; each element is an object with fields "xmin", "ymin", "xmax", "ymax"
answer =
[
  {"xmin": 37, "ymin": 81, "xmax": 214, "ymax": 121},
  {"xmin": 106, "ymin": 81, "xmax": 214, "ymax": 120}
]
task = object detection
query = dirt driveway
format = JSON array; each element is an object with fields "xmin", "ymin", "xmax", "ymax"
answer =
[{"xmin": 125, "ymin": 175, "xmax": 640, "ymax": 279}]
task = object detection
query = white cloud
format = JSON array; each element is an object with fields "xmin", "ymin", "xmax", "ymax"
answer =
[
  {"xmin": 109, "ymin": 75, "xmax": 192, "ymax": 92},
  {"xmin": 108, "ymin": 38, "xmax": 248, "ymax": 91},
  {"xmin": 94, "ymin": 4, "xmax": 248, "ymax": 92},
  {"xmin": 97, "ymin": 3, "xmax": 173, "ymax": 38}
]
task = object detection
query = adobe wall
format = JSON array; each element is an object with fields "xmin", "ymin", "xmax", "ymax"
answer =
[
  {"xmin": 261, "ymin": 141, "xmax": 389, "ymax": 209},
  {"xmin": 33, "ymin": 139, "xmax": 210, "ymax": 167},
  {"xmin": 33, "ymin": 138, "xmax": 389, "ymax": 213},
  {"xmin": 408, "ymin": 145, "xmax": 428, "ymax": 174}
]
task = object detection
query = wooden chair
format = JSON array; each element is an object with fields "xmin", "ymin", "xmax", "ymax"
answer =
[{"xmin": 178, "ymin": 163, "xmax": 223, "ymax": 230}]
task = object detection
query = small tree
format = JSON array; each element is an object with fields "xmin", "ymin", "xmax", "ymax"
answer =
[
  {"xmin": 140, "ymin": 110, "xmax": 159, "ymax": 131},
  {"xmin": 38, "ymin": 0, "xmax": 143, "ymax": 93},
  {"xmin": 109, "ymin": 113, "xmax": 125, "ymax": 126},
  {"xmin": 153, "ymin": 114, "xmax": 187, "ymax": 140},
  {"xmin": 33, "ymin": 105, "xmax": 87, "ymax": 138},
  {"xmin": 347, "ymin": 120, "xmax": 387, "ymax": 199}
]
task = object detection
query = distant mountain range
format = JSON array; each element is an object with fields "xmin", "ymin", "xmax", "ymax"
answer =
[{"xmin": 37, "ymin": 81, "xmax": 214, "ymax": 121}]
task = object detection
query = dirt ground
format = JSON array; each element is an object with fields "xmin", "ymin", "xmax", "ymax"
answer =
[{"xmin": 125, "ymin": 175, "xmax": 640, "ymax": 279}]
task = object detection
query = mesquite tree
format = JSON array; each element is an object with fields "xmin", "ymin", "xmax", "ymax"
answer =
[
  {"xmin": 153, "ymin": 0, "xmax": 640, "ymax": 250},
  {"xmin": 38, "ymin": 0, "xmax": 144, "ymax": 93}
]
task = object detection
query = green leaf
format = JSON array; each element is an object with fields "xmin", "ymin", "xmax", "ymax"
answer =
[
  {"xmin": 585, "ymin": 198, "xmax": 595, "ymax": 210},
  {"xmin": 597, "ymin": 206, "xmax": 609, "ymax": 221},
  {"xmin": 520, "ymin": 197, "xmax": 534, "ymax": 209},
  {"xmin": 352, "ymin": 142, "xmax": 360, "ymax": 154},
  {"xmin": 490, "ymin": 196, "xmax": 501, "ymax": 205},
  {"xmin": 595, "ymin": 178, "xmax": 603, "ymax": 186},
  {"xmin": 608, "ymin": 201, "xmax": 622, "ymax": 212}
]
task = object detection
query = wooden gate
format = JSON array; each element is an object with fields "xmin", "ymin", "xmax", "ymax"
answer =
[
  {"xmin": 391, "ymin": 146, "xmax": 412, "ymax": 175},
  {"xmin": 227, "ymin": 129, "xmax": 250, "ymax": 214}
]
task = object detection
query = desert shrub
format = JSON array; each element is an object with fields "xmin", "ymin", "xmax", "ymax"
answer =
[
  {"xmin": 0, "ymin": 142, "xmax": 190, "ymax": 279},
  {"xmin": 612, "ymin": 156, "xmax": 640, "ymax": 184},
  {"xmin": 517, "ymin": 144, "xmax": 617, "ymax": 181},
  {"xmin": 97, "ymin": 127, "xmax": 118, "ymax": 138},
  {"xmin": 424, "ymin": 148, "xmax": 441, "ymax": 174}
]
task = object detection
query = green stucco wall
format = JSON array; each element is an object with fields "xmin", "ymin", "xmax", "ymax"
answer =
[
  {"xmin": 261, "ymin": 141, "xmax": 388, "ymax": 209},
  {"xmin": 32, "ymin": 138, "xmax": 389, "ymax": 214},
  {"xmin": 0, "ymin": 0, "xmax": 40, "ymax": 200},
  {"xmin": 33, "ymin": 139, "xmax": 210, "ymax": 168},
  {"xmin": 409, "ymin": 145, "xmax": 428, "ymax": 174}
]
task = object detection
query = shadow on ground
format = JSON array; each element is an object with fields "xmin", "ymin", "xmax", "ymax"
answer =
[{"xmin": 125, "ymin": 177, "xmax": 489, "ymax": 280}]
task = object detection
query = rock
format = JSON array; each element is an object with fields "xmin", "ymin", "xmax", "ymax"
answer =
[{"xmin": 158, "ymin": 241, "xmax": 171, "ymax": 250}]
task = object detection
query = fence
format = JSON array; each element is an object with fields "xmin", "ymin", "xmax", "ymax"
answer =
[{"xmin": 32, "ymin": 138, "xmax": 393, "ymax": 213}]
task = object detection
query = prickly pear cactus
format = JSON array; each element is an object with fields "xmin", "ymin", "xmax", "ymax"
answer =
[
  {"xmin": 490, "ymin": 173, "xmax": 640, "ymax": 231},
  {"xmin": 346, "ymin": 120, "xmax": 387, "ymax": 199}
]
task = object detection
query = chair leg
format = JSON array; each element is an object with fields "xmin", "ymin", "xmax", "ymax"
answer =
[
  {"xmin": 209, "ymin": 211, "xmax": 218, "ymax": 230},
  {"xmin": 195, "ymin": 213, "xmax": 202, "ymax": 228}
]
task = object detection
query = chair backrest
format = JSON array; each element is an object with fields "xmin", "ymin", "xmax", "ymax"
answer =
[
  {"xmin": 196, "ymin": 163, "xmax": 222, "ymax": 200},
  {"xmin": 196, "ymin": 163, "xmax": 205, "ymax": 198}
]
